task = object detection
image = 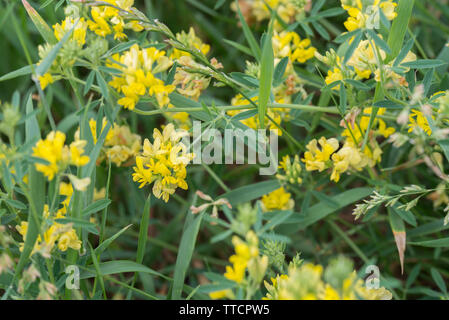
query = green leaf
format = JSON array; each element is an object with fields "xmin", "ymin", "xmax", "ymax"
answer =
[
  {"xmin": 219, "ymin": 180, "xmax": 280, "ymax": 206},
  {"xmin": 171, "ymin": 208, "xmax": 205, "ymax": 299},
  {"xmin": 80, "ymin": 260, "xmax": 165, "ymax": 279},
  {"xmin": 405, "ymin": 264, "xmax": 421, "ymax": 289},
  {"xmin": 88, "ymin": 242, "xmax": 106, "ymax": 299},
  {"xmin": 234, "ymin": 0, "xmax": 261, "ymax": 60},
  {"xmin": 101, "ymin": 40, "xmax": 138, "ymax": 58},
  {"xmin": 386, "ymin": 0, "xmax": 415, "ymax": 63},
  {"xmin": 409, "ymin": 237, "xmax": 449, "ymax": 247},
  {"xmin": 15, "ymin": 95, "xmax": 45, "ymax": 278},
  {"xmin": 401, "ymin": 59, "xmax": 447, "ymax": 69},
  {"xmin": 367, "ymin": 29, "xmax": 391, "ymax": 54},
  {"xmin": 214, "ymin": 0, "xmax": 227, "ymax": 10},
  {"xmin": 55, "ymin": 217, "xmax": 99, "ymax": 235},
  {"xmin": 344, "ymin": 79, "xmax": 371, "ymax": 90},
  {"xmin": 210, "ymin": 229, "xmax": 233, "ymax": 244},
  {"xmin": 285, "ymin": 188, "xmax": 373, "ymax": 229},
  {"xmin": 22, "ymin": 0, "xmax": 57, "ymax": 44},
  {"xmin": 82, "ymin": 199, "xmax": 111, "ymax": 216},
  {"xmin": 391, "ymin": 205, "xmax": 417, "ymax": 227},
  {"xmin": 273, "ymin": 57, "xmax": 289, "ymax": 86},
  {"xmin": 431, "ymin": 268, "xmax": 447, "ymax": 294},
  {"xmin": 4, "ymin": 199, "xmax": 27, "ymax": 210},
  {"xmin": 344, "ymin": 30, "xmax": 362, "ymax": 64},
  {"xmin": 258, "ymin": 22, "xmax": 274, "ymax": 129},
  {"xmin": 393, "ymin": 38, "xmax": 414, "ymax": 67},
  {"xmin": 83, "ymin": 71, "xmax": 95, "ymax": 95},
  {"xmin": 95, "ymin": 71, "xmax": 109, "ymax": 100},
  {"xmin": 136, "ymin": 194, "xmax": 151, "ymax": 264},
  {"xmin": 311, "ymin": 190, "xmax": 340, "ymax": 209},
  {"xmin": 258, "ymin": 210, "xmax": 293, "ymax": 234},
  {"xmin": 95, "ymin": 224, "xmax": 132, "ymax": 256},
  {"xmin": 223, "ymin": 39, "xmax": 252, "ymax": 56},
  {"xmin": 0, "ymin": 65, "xmax": 35, "ymax": 82},
  {"xmin": 339, "ymin": 82, "xmax": 347, "ymax": 114}
]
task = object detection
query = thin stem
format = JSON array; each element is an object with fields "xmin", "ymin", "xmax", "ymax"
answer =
[{"xmin": 132, "ymin": 103, "xmax": 339, "ymax": 116}]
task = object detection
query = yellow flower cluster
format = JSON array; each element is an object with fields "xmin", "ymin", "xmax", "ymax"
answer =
[
  {"xmin": 323, "ymin": 40, "xmax": 416, "ymax": 87},
  {"xmin": 132, "ymin": 124, "xmax": 194, "ymax": 202},
  {"xmin": 264, "ymin": 257, "xmax": 392, "ymax": 300},
  {"xmin": 341, "ymin": 0, "xmax": 397, "ymax": 32},
  {"xmin": 38, "ymin": 17, "xmax": 89, "ymax": 90},
  {"xmin": 32, "ymin": 131, "xmax": 89, "ymax": 181},
  {"xmin": 170, "ymin": 27, "xmax": 211, "ymax": 61},
  {"xmin": 273, "ymin": 31, "xmax": 316, "ymax": 64},
  {"xmin": 87, "ymin": 0, "xmax": 143, "ymax": 40},
  {"xmin": 303, "ymin": 108, "xmax": 395, "ymax": 182},
  {"xmin": 76, "ymin": 118, "xmax": 141, "ymax": 167},
  {"xmin": 16, "ymin": 203, "xmax": 81, "ymax": 255},
  {"xmin": 108, "ymin": 44, "xmax": 174, "ymax": 110},
  {"xmin": 261, "ymin": 187, "xmax": 295, "ymax": 211}
]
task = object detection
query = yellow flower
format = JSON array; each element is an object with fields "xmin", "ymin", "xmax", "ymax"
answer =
[
  {"xmin": 132, "ymin": 123, "xmax": 194, "ymax": 202},
  {"xmin": 347, "ymin": 40, "xmax": 387, "ymax": 80},
  {"xmin": 264, "ymin": 257, "xmax": 392, "ymax": 300},
  {"xmin": 261, "ymin": 187, "xmax": 295, "ymax": 211},
  {"xmin": 170, "ymin": 27, "xmax": 210, "ymax": 60},
  {"xmin": 209, "ymin": 289, "xmax": 234, "ymax": 300},
  {"xmin": 53, "ymin": 17, "xmax": 88, "ymax": 46},
  {"xmin": 223, "ymin": 231, "xmax": 261, "ymax": 284},
  {"xmin": 108, "ymin": 44, "xmax": 174, "ymax": 110},
  {"xmin": 70, "ymin": 140, "xmax": 90, "ymax": 167},
  {"xmin": 38, "ymin": 73, "xmax": 54, "ymax": 90},
  {"xmin": 379, "ymin": 1, "xmax": 397, "ymax": 20},
  {"xmin": 58, "ymin": 229, "xmax": 81, "ymax": 252},
  {"xmin": 59, "ymin": 182, "xmax": 73, "ymax": 209},
  {"xmin": 325, "ymin": 68, "xmax": 343, "ymax": 89},
  {"xmin": 273, "ymin": 31, "xmax": 316, "ymax": 64},
  {"xmin": 87, "ymin": 0, "xmax": 143, "ymax": 40},
  {"xmin": 342, "ymin": 0, "xmax": 398, "ymax": 32},
  {"xmin": 302, "ymin": 137, "xmax": 339, "ymax": 172},
  {"xmin": 16, "ymin": 203, "xmax": 82, "ymax": 255},
  {"xmin": 32, "ymin": 131, "xmax": 90, "ymax": 180},
  {"xmin": 331, "ymin": 143, "xmax": 363, "ymax": 182},
  {"xmin": 408, "ymin": 109, "xmax": 433, "ymax": 136}
]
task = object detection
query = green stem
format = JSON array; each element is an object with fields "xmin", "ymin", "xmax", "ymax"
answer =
[{"xmin": 132, "ymin": 103, "xmax": 339, "ymax": 116}]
